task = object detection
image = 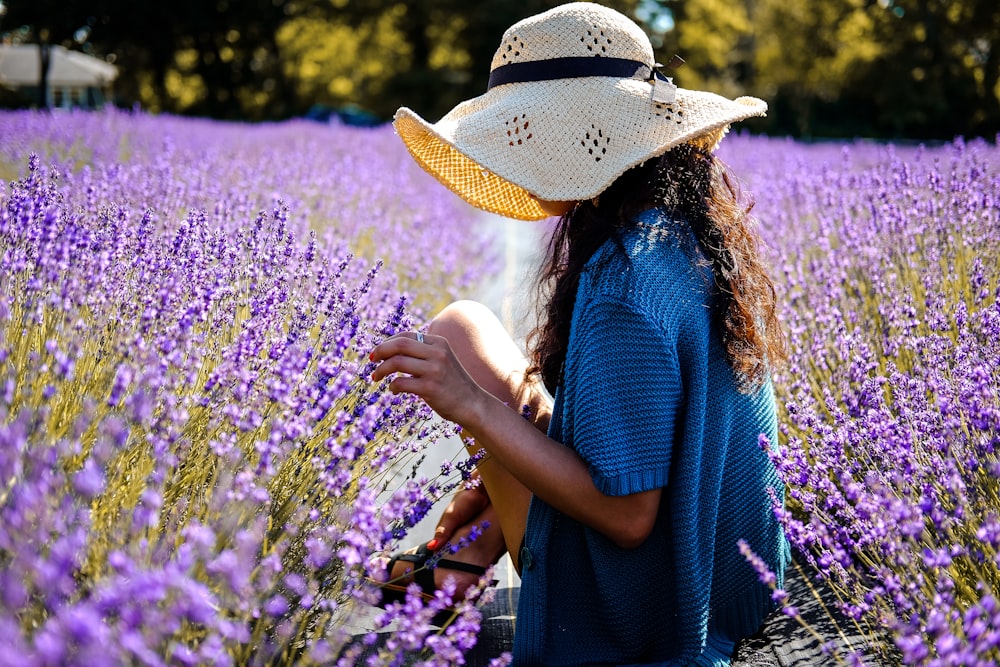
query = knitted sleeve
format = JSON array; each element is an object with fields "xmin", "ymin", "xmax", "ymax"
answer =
[{"xmin": 564, "ymin": 294, "xmax": 683, "ymax": 497}]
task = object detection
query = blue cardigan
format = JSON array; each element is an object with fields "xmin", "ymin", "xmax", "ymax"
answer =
[{"xmin": 513, "ymin": 209, "xmax": 789, "ymax": 666}]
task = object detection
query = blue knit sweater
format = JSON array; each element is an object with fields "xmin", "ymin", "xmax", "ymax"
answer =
[{"xmin": 513, "ymin": 208, "xmax": 789, "ymax": 666}]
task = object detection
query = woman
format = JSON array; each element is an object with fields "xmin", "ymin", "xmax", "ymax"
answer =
[{"xmin": 369, "ymin": 3, "xmax": 789, "ymax": 664}]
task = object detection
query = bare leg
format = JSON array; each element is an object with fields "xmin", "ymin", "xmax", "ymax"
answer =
[
  {"xmin": 386, "ymin": 494, "xmax": 508, "ymax": 598},
  {"xmin": 426, "ymin": 300, "xmax": 552, "ymax": 573},
  {"xmin": 386, "ymin": 300, "xmax": 551, "ymax": 593}
]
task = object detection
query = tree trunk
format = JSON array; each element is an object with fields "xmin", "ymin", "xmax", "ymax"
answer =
[
  {"xmin": 979, "ymin": 42, "xmax": 1000, "ymax": 135},
  {"xmin": 38, "ymin": 42, "xmax": 51, "ymax": 110}
]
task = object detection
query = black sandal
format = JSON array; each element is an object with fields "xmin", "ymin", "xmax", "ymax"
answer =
[{"xmin": 372, "ymin": 543, "xmax": 496, "ymax": 625}]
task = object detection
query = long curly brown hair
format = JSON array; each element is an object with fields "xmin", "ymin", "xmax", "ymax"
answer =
[{"xmin": 526, "ymin": 143, "xmax": 786, "ymax": 394}]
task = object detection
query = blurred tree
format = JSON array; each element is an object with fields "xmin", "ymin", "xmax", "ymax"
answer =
[
  {"xmin": 750, "ymin": 0, "xmax": 886, "ymax": 137},
  {"xmin": 655, "ymin": 0, "xmax": 754, "ymax": 99},
  {"xmin": 746, "ymin": 0, "xmax": 999, "ymax": 138},
  {"xmin": 277, "ymin": 4, "xmax": 438, "ymax": 121},
  {"xmin": 3, "ymin": 0, "xmax": 997, "ymax": 137},
  {"xmin": 858, "ymin": 0, "xmax": 1000, "ymax": 138},
  {"xmin": 100, "ymin": 0, "xmax": 301, "ymax": 120},
  {"xmin": 2, "ymin": 0, "xmax": 311, "ymax": 119},
  {"xmin": 330, "ymin": 0, "xmax": 640, "ymax": 122}
]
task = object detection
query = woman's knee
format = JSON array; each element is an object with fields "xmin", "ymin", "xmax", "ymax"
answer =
[
  {"xmin": 427, "ymin": 300, "xmax": 501, "ymax": 342},
  {"xmin": 427, "ymin": 301, "xmax": 512, "ymax": 365},
  {"xmin": 427, "ymin": 300, "xmax": 528, "ymax": 399}
]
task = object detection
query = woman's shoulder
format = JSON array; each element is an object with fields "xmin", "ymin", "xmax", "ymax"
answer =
[
  {"xmin": 578, "ymin": 208, "xmax": 713, "ymax": 334},
  {"xmin": 587, "ymin": 206, "xmax": 698, "ymax": 261},
  {"xmin": 625, "ymin": 207, "xmax": 700, "ymax": 257},
  {"xmin": 584, "ymin": 207, "xmax": 709, "ymax": 295}
]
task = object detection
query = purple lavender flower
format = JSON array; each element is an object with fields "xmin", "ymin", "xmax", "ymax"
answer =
[
  {"xmin": 0, "ymin": 109, "xmax": 499, "ymax": 664},
  {"xmin": 721, "ymin": 134, "xmax": 1000, "ymax": 664}
]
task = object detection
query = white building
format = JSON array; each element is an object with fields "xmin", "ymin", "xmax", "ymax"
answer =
[{"xmin": 0, "ymin": 44, "xmax": 118, "ymax": 108}]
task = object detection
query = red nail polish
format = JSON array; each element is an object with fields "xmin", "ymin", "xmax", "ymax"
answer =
[
  {"xmin": 369, "ymin": 352, "xmax": 375, "ymax": 362},
  {"xmin": 427, "ymin": 539, "xmax": 440, "ymax": 550}
]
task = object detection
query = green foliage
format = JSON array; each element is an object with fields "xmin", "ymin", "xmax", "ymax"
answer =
[
  {"xmin": 859, "ymin": 0, "xmax": 1000, "ymax": 138},
  {"xmin": 276, "ymin": 9, "xmax": 408, "ymax": 113},
  {"xmin": 747, "ymin": 0, "xmax": 888, "ymax": 137},
  {"xmin": 749, "ymin": 0, "xmax": 1000, "ymax": 138},
  {"xmin": 328, "ymin": 0, "xmax": 639, "ymax": 121},
  {"xmin": 657, "ymin": 0, "xmax": 753, "ymax": 99},
  {"xmin": 1, "ymin": 0, "xmax": 997, "ymax": 137}
]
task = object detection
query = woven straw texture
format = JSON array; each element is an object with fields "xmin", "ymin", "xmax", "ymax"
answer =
[{"xmin": 393, "ymin": 2, "xmax": 767, "ymax": 220}]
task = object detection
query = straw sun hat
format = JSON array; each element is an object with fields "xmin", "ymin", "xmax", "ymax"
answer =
[{"xmin": 393, "ymin": 2, "xmax": 767, "ymax": 221}]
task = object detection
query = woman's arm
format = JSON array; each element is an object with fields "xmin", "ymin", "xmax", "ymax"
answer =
[{"xmin": 370, "ymin": 334, "xmax": 661, "ymax": 549}]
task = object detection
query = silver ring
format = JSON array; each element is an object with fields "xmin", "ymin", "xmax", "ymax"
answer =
[{"xmin": 415, "ymin": 332, "xmax": 425, "ymax": 344}]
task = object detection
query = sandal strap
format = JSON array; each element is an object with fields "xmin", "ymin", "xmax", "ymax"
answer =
[
  {"xmin": 370, "ymin": 542, "xmax": 499, "ymax": 615},
  {"xmin": 434, "ymin": 557, "xmax": 488, "ymax": 576},
  {"xmin": 413, "ymin": 564, "xmax": 437, "ymax": 595},
  {"xmin": 394, "ymin": 542, "xmax": 489, "ymax": 577}
]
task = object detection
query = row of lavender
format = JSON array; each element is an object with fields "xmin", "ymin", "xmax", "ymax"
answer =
[
  {"xmin": 722, "ymin": 135, "xmax": 1000, "ymax": 665},
  {"xmin": 2, "ymin": 108, "xmax": 999, "ymax": 666},
  {"xmin": 0, "ymin": 110, "xmax": 502, "ymax": 666}
]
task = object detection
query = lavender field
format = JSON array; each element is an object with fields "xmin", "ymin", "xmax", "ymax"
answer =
[
  {"xmin": 0, "ymin": 110, "xmax": 998, "ymax": 666},
  {"xmin": 0, "ymin": 110, "xmax": 502, "ymax": 667},
  {"xmin": 720, "ymin": 135, "xmax": 1000, "ymax": 665}
]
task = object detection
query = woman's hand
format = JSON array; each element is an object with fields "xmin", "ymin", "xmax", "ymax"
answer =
[
  {"xmin": 426, "ymin": 482, "xmax": 491, "ymax": 551},
  {"xmin": 372, "ymin": 331, "xmax": 661, "ymax": 550},
  {"xmin": 369, "ymin": 332, "xmax": 489, "ymax": 427}
]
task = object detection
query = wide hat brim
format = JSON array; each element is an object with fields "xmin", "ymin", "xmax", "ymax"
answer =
[{"xmin": 395, "ymin": 77, "xmax": 766, "ymax": 221}]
